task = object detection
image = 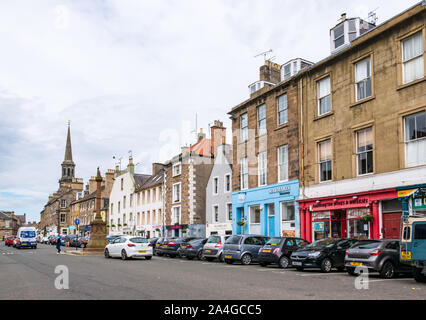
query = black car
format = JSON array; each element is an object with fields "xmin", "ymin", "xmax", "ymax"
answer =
[
  {"xmin": 258, "ymin": 237, "xmax": 310, "ymax": 268},
  {"xmin": 149, "ymin": 237, "xmax": 159, "ymax": 255},
  {"xmin": 161, "ymin": 237, "xmax": 199, "ymax": 258},
  {"xmin": 345, "ymin": 239, "xmax": 412, "ymax": 278},
  {"xmin": 180, "ymin": 238, "xmax": 208, "ymax": 260},
  {"xmin": 290, "ymin": 238, "xmax": 358, "ymax": 272},
  {"xmin": 156, "ymin": 237, "xmax": 178, "ymax": 256},
  {"xmin": 154, "ymin": 237, "xmax": 165, "ymax": 256}
]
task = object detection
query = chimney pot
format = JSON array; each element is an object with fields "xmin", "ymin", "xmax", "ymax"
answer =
[{"xmin": 341, "ymin": 13, "xmax": 346, "ymax": 21}]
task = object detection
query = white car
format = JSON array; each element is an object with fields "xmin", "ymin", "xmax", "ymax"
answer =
[{"xmin": 104, "ymin": 235, "xmax": 153, "ymax": 260}]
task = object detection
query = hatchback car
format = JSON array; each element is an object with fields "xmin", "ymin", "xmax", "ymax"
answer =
[
  {"xmin": 223, "ymin": 235, "xmax": 269, "ymax": 265},
  {"xmin": 345, "ymin": 239, "xmax": 412, "ymax": 278},
  {"xmin": 154, "ymin": 237, "xmax": 164, "ymax": 256},
  {"xmin": 290, "ymin": 238, "xmax": 357, "ymax": 272},
  {"xmin": 181, "ymin": 238, "xmax": 208, "ymax": 260},
  {"xmin": 258, "ymin": 237, "xmax": 310, "ymax": 268},
  {"xmin": 104, "ymin": 236, "xmax": 153, "ymax": 260},
  {"xmin": 203, "ymin": 235, "xmax": 230, "ymax": 262},
  {"xmin": 5, "ymin": 236, "xmax": 14, "ymax": 246},
  {"xmin": 161, "ymin": 237, "xmax": 200, "ymax": 258}
]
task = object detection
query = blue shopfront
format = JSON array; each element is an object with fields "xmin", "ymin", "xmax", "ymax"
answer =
[{"xmin": 232, "ymin": 180, "xmax": 300, "ymax": 237}]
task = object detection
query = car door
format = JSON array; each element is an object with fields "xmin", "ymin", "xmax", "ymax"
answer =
[
  {"xmin": 333, "ymin": 239, "xmax": 352, "ymax": 266},
  {"xmin": 110, "ymin": 237, "xmax": 122, "ymax": 256},
  {"xmin": 252, "ymin": 237, "xmax": 267, "ymax": 259}
]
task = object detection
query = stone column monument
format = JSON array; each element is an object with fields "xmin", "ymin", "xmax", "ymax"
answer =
[{"xmin": 84, "ymin": 167, "xmax": 108, "ymax": 252}]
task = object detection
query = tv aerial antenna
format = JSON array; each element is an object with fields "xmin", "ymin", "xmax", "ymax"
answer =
[
  {"xmin": 367, "ymin": 7, "xmax": 379, "ymax": 25},
  {"xmin": 112, "ymin": 155, "xmax": 123, "ymax": 170},
  {"xmin": 254, "ymin": 49, "xmax": 275, "ymax": 62}
]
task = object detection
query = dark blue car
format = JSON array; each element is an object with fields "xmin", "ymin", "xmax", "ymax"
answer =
[{"xmin": 180, "ymin": 238, "xmax": 208, "ymax": 260}]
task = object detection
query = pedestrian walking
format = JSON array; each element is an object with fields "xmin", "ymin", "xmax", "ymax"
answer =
[{"xmin": 56, "ymin": 235, "xmax": 62, "ymax": 254}]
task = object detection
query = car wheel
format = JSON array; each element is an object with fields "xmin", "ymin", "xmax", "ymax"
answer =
[
  {"xmin": 145, "ymin": 256, "xmax": 152, "ymax": 260},
  {"xmin": 218, "ymin": 253, "xmax": 224, "ymax": 262},
  {"xmin": 104, "ymin": 249, "xmax": 110, "ymax": 259},
  {"xmin": 413, "ymin": 267, "xmax": 426, "ymax": 283},
  {"xmin": 205, "ymin": 257, "xmax": 214, "ymax": 262},
  {"xmin": 260, "ymin": 262, "xmax": 268, "ymax": 267},
  {"xmin": 197, "ymin": 250, "xmax": 203, "ymax": 260},
  {"xmin": 241, "ymin": 253, "xmax": 252, "ymax": 265},
  {"xmin": 380, "ymin": 261, "xmax": 395, "ymax": 279},
  {"xmin": 347, "ymin": 267, "xmax": 357, "ymax": 276},
  {"xmin": 279, "ymin": 256, "xmax": 290, "ymax": 269},
  {"xmin": 320, "ymin": 258, "xmax": 332, "ymax": 273},
  {"xmin": 121, "ymin": 249, "xmax": 129, "ymax": 260},
  {"xmin": 225, "ymin": 259, "xmax": 234, "ymax": 264}
]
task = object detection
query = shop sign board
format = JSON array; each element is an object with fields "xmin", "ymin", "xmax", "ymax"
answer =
[
  {"xmin": 397, "ymin": 189, "xmax": 417, "ymax": 198},
  {"xmin": 311, "ymin": 197, "xmax": 369, "ymax": 211},
  {"xmin": 413, "ymin": 197, "xmax": 426, "ymax": 210},
  {"xmin": 282, "ymin": 230, "xmax": 295, "ymax": 237},
  {"xmin": 313, "ymin": 222, "xmax": 324, "ymax": 231}
]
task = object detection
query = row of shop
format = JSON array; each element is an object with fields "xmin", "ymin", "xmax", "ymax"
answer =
[{"xmin": 231, "ymin": 180, "xmax": 426, "ymax": 242}]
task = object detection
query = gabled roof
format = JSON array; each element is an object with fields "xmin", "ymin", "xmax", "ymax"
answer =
[
  {"xmin": 0, "ymin": 211, "xmax": 12, "ymax": 220},
  {"xmin": 134, "ymin": 174, "xmax": 152, "ymax": 189}
]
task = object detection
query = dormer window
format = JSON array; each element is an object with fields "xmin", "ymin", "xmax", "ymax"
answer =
[
  {"xmin": 333, "ymin": 23, "xmax": 345, "ymax": 48},
  {"xmin": 281, "ymin": 58, "xmax": 313, "ymax": 82},
  {"xmin": 248, "ymin": 80, "xmax": 274, "ymax": 95}
]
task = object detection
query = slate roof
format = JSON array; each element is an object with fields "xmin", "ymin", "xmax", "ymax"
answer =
[
  {"xmin": 136, "ymin": 170, "xmax": 164, "ymax": 191},
  {"xmin": 134, "ymin": 174, "xmax": 152, "ymax": 189},
  {"xmin": 0, "ymin": 211, "xmax": 12, "ymax": 220}
]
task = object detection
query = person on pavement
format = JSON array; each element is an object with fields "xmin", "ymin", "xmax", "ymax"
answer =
[{"xmin": 56, "ymin": 235, "xmax": 62, "ymax": 254}]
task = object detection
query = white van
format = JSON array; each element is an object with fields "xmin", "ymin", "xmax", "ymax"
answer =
[{"xmin": 16, "ymin": 227, "xmax": 37, "ymax": 249}]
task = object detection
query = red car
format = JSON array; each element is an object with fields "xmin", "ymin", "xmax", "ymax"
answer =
[{"xmin": 5, "ymin": 236, "xmax": 15, "ymax": 246}]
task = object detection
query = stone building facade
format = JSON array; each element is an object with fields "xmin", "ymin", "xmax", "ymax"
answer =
[
  {"xmin": 297, "ymin": 3, "xmax": 426, "ymax": 242},
  {"xmin": 0, "ymin": 211, "xmax": 22, "ymax": 239},
  {"xmin": 164, "ymin": 121, "xmax": 226, "ymax": 238}
]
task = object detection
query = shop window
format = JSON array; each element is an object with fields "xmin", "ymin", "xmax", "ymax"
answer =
[
  {"xmin": 355, "ymin": 57, "xmax": 372, "ymax": 101},
  {"xmin": 348, "ymin": 219, "xmax": 369, "ymax": 238},
  {"xmin": 318, "ymin": 140, "xmax": 332, "ymax": 182},
  {"xmin": 281, "ymin": 202, "xmax": 295, "ymax": 234},
  {"xmin": 404, "ymin": 111, "xmax": 426, "ymax": 167},
  {"xmin": 249, "ymin": 206, "xmax": 261, "ymax": 234},
  {"xmin": 356, "ymin": 127, "xmax": 373, "ymax": 175},
  {"xmin": 402, "ymin": 32, "xmax": 424, "ymax": 84}
]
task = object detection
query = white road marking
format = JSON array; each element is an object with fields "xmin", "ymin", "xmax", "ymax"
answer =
[
  {"xmin": 296, "ymin": 272, "xmax": 346, "ymax": 276},
  {"xmin": 368, "ymin": 278, "xmax": 414, "ymax": 283}
]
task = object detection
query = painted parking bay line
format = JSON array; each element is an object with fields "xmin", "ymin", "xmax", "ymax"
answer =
[{"xmin": 296, "ymin": 272, "xmax": 346, "ymax": 276}]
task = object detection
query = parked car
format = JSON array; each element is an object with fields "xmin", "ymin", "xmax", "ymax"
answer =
[
  {"xmin": 202, "ymin": 235, "xmax": 230, "ymax": 262},
  {"xmin": 181, "ymin": 238, "xmax": 208, "ymax": 260},
  {"xmin": 15, "ymin": 227, "xmax": 37, "ymax": 249},
  {"xmin": 223, "ymin": 235, "xmax": 269, "ymax": 265},
  {"xmin": 290, "ymin": 238, "xmax": 358, "ymax": 272},
  {"xmin": 154, "ymin": 237, "xmax": 165, "ymax": 256},
  {"xmin": 161, "ymin": 237, "xmax": 200, "ymax": 258},
  {"xmin": 64, "ymin": 235, "xmax": 78, "ymax": 247},
  {"xmin": 104, "ymin": 236, "xmax": 153, "ymax": 260},
  {"xmin": 345, "ymin": 239, "xmax": 412, "ymax": 279},
  {"xmin": 107, "ymin": 234, "xmax": 124, "ymax": 243},
  {"xmin": 149, "ymin": 237, "xmax": 159, "ymax": 255},
  {"xmin": 42, "ymin": 236, "xmax": 49, "ymax": 244},
  {"xmin": 258, "ymin": 237, "xmax": 310, "ymax": 268},
  {"xmin": 5, "ymin": 235, "xmax": 14, "ymax": 246}
]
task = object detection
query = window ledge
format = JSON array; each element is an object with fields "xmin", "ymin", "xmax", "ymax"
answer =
[
  {"xmin": 274, "ymin": 123, "xmax": 289, "ymax": 131},
  {"xmin": 314, "ymin": 111, "xmax": 334, "ymax": 121},
  {"xmin": 397, "ymin": 77, "xmax": 426, "ymax": 91},
  {"xmin": 349, "ymin": 96, "xmax": 376, "ymax": 108}
]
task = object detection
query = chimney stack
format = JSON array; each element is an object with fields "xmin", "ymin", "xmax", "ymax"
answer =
[
  {"xmin": 210, "ymin": 120, "xmax": 226, "ymax": 157},
  {"xmin": 341, "ymin": 13, "xmax": 346, "ymax": 21},
  {"xmin": 259, "ymin": 60, "xmax": 281, "ymax": 84}
]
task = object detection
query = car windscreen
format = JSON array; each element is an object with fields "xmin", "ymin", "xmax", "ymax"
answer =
[
  {"xmin": 207, "ymin": 236, "xmax": 221, "ymax": 243},
  {"xmin": 307, "ymin": 238, "xmax": 337, "ymax": 248},
  {"xmin": 20, "ymin": 231, "xmax": 36, "ymax": 238},
  {"xmin": 225, "ymin": 235, "xmax": 242, "ymax": 244},
  {"xmin": 130, "ymin": 238, "xmax": 148, "ymax": 243},
  {"xmin": 266, "ymin": 237, "xmax": 282, "ymax": 245},
  {"xmin": 351, "ymin": 240, "xmax": 382, "ymax": 249}
]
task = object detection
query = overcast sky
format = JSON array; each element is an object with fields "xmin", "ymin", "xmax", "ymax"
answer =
[{"xmin": 0, "ymin": 0, "xmax": 421, "ymax": 222}]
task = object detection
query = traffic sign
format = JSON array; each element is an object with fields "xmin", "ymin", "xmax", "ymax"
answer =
[{"xmin": 75, "ymin": 219, "xmax": 80, "ymax": 225}]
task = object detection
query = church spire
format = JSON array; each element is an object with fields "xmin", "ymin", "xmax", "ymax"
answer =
[{"xmin": 60, "ymin": 121, "xmax": 75, "ymax": 182}]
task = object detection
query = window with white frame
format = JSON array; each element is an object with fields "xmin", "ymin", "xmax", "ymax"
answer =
[
  {"xmin": 130, "ymin": 194, "xmax": 133, "ymax": 207},
  {"xmin": 172, "ymin": 206, "xmax": 181, "ymax": 225},
  {"xmin": 240, "ymin": 157, "xmax": 248, "ymax": 190},
  {"xmin": 355, "ymin": 57, "xmax": 372, "ymax": 101},
  {"xmin": 283, "ymin": 64, "xmax": 291, "ymax": 80},
  {"xmin": 60, "ymin": 199, "xmax": 66, "ymax": 208},
  {"xmin": 172, "ymin": 162, "xmax": 181, "ymax": 176},
  {"xmin": 405, "ymin": 111, "xmax": 426, "ymax": 167},
  {"xmin": 402, "ymin": 32, "xmax": 424, "ymax": 84},
  {"xmin": 123, "ymin": 196, "xmax": 126, "ymax": 209},
  {"xmin": 348, "ymin": 20, "xmax": 357, "ymax": 42},
  {"xmin": 257, "ymin": 104, "xmax": 266, "ymax": 135},
  {"xmin": 317, "ymin": 76, "xmax": 331, "ymax": 115},
  {"xmin": 277, "ymin": 94, "xmax": 288, "ymax": 125},
  {"xmin": 319, "ymin": 139, "xmax": 332, "ymax": 182},
  {"xmin": 213, "ymin": 177, "xmax": 219, "ymax": 195},
  {"xmin": 227, "ymin": 203, "xmax": 232, "ymax": 221},
  {"xmin": 241, "ymin": 113, "xmax": 248, "ymax": 142},
  {"xmin": 224, "ymin": 174, "xmax": 231, "ymax": 192},
  {"xmin": 258, "ymin": 151, "xmax": 267, "ymax": 186},
  {"xmin": 281, "ymin": 202, "xmax": 295, "ymax": 229},
  {"xmin": 356, "ymin": 127, "xmax": 374, "ymax": 175},
  {"xmin": 277, "ymin": 145, "xmax": 288, "ymax": 182},
  {"xmin": 121, "ymin": 178, "xmax": 123, "ymax": 190},
  {"xmin": 5, "ymin": 220, "xmax": 10, "ymax": 228},
  {"xmin": 172, "ymin": 183, "xmax": 181, "ymax": 203},
  {"xmin": 213, "ymin": 205, "xmax": 219, "ymax": 223},
  {"xmin": 60, "ymin": 214, "xmax": 66, "ymax": 223},
  {"xmin": 333, "ymin": 23, "xmax": 345, "ymax": 49},
  {"xmin": 118, "ymin": 201, "xmax": 120, "ymax": 213}
]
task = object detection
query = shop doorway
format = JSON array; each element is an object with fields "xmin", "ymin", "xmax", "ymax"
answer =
[
  {"xmin": 266, "ymin": 204, "xmax": 275, "ymax": 237},
  {"xmin": 331, "ymin": 210, "xmax": 346, "ymax": 238},
  {"xmin": 382, "ymin": 212, "xmax": 401, "ymax": 239}
]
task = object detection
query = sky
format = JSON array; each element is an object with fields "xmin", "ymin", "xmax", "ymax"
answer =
[{"xmin": 0, "ymin": 0, "xmax": 421, "ymax": 222}]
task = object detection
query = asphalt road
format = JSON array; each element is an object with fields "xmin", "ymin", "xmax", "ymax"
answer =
[{"xmin": 0, "ymin": 243, "xmax": 424, "ymax": 300}]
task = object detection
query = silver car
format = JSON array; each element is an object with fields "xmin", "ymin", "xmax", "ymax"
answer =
[{"xmin": 202, "ymin": 235, "xmax": 230, "ymax": 262}]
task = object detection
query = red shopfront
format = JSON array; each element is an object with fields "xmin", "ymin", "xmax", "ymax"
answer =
[{"xmin": 298, "ymin": 189, "xmax": 396, "ymax": 242}]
